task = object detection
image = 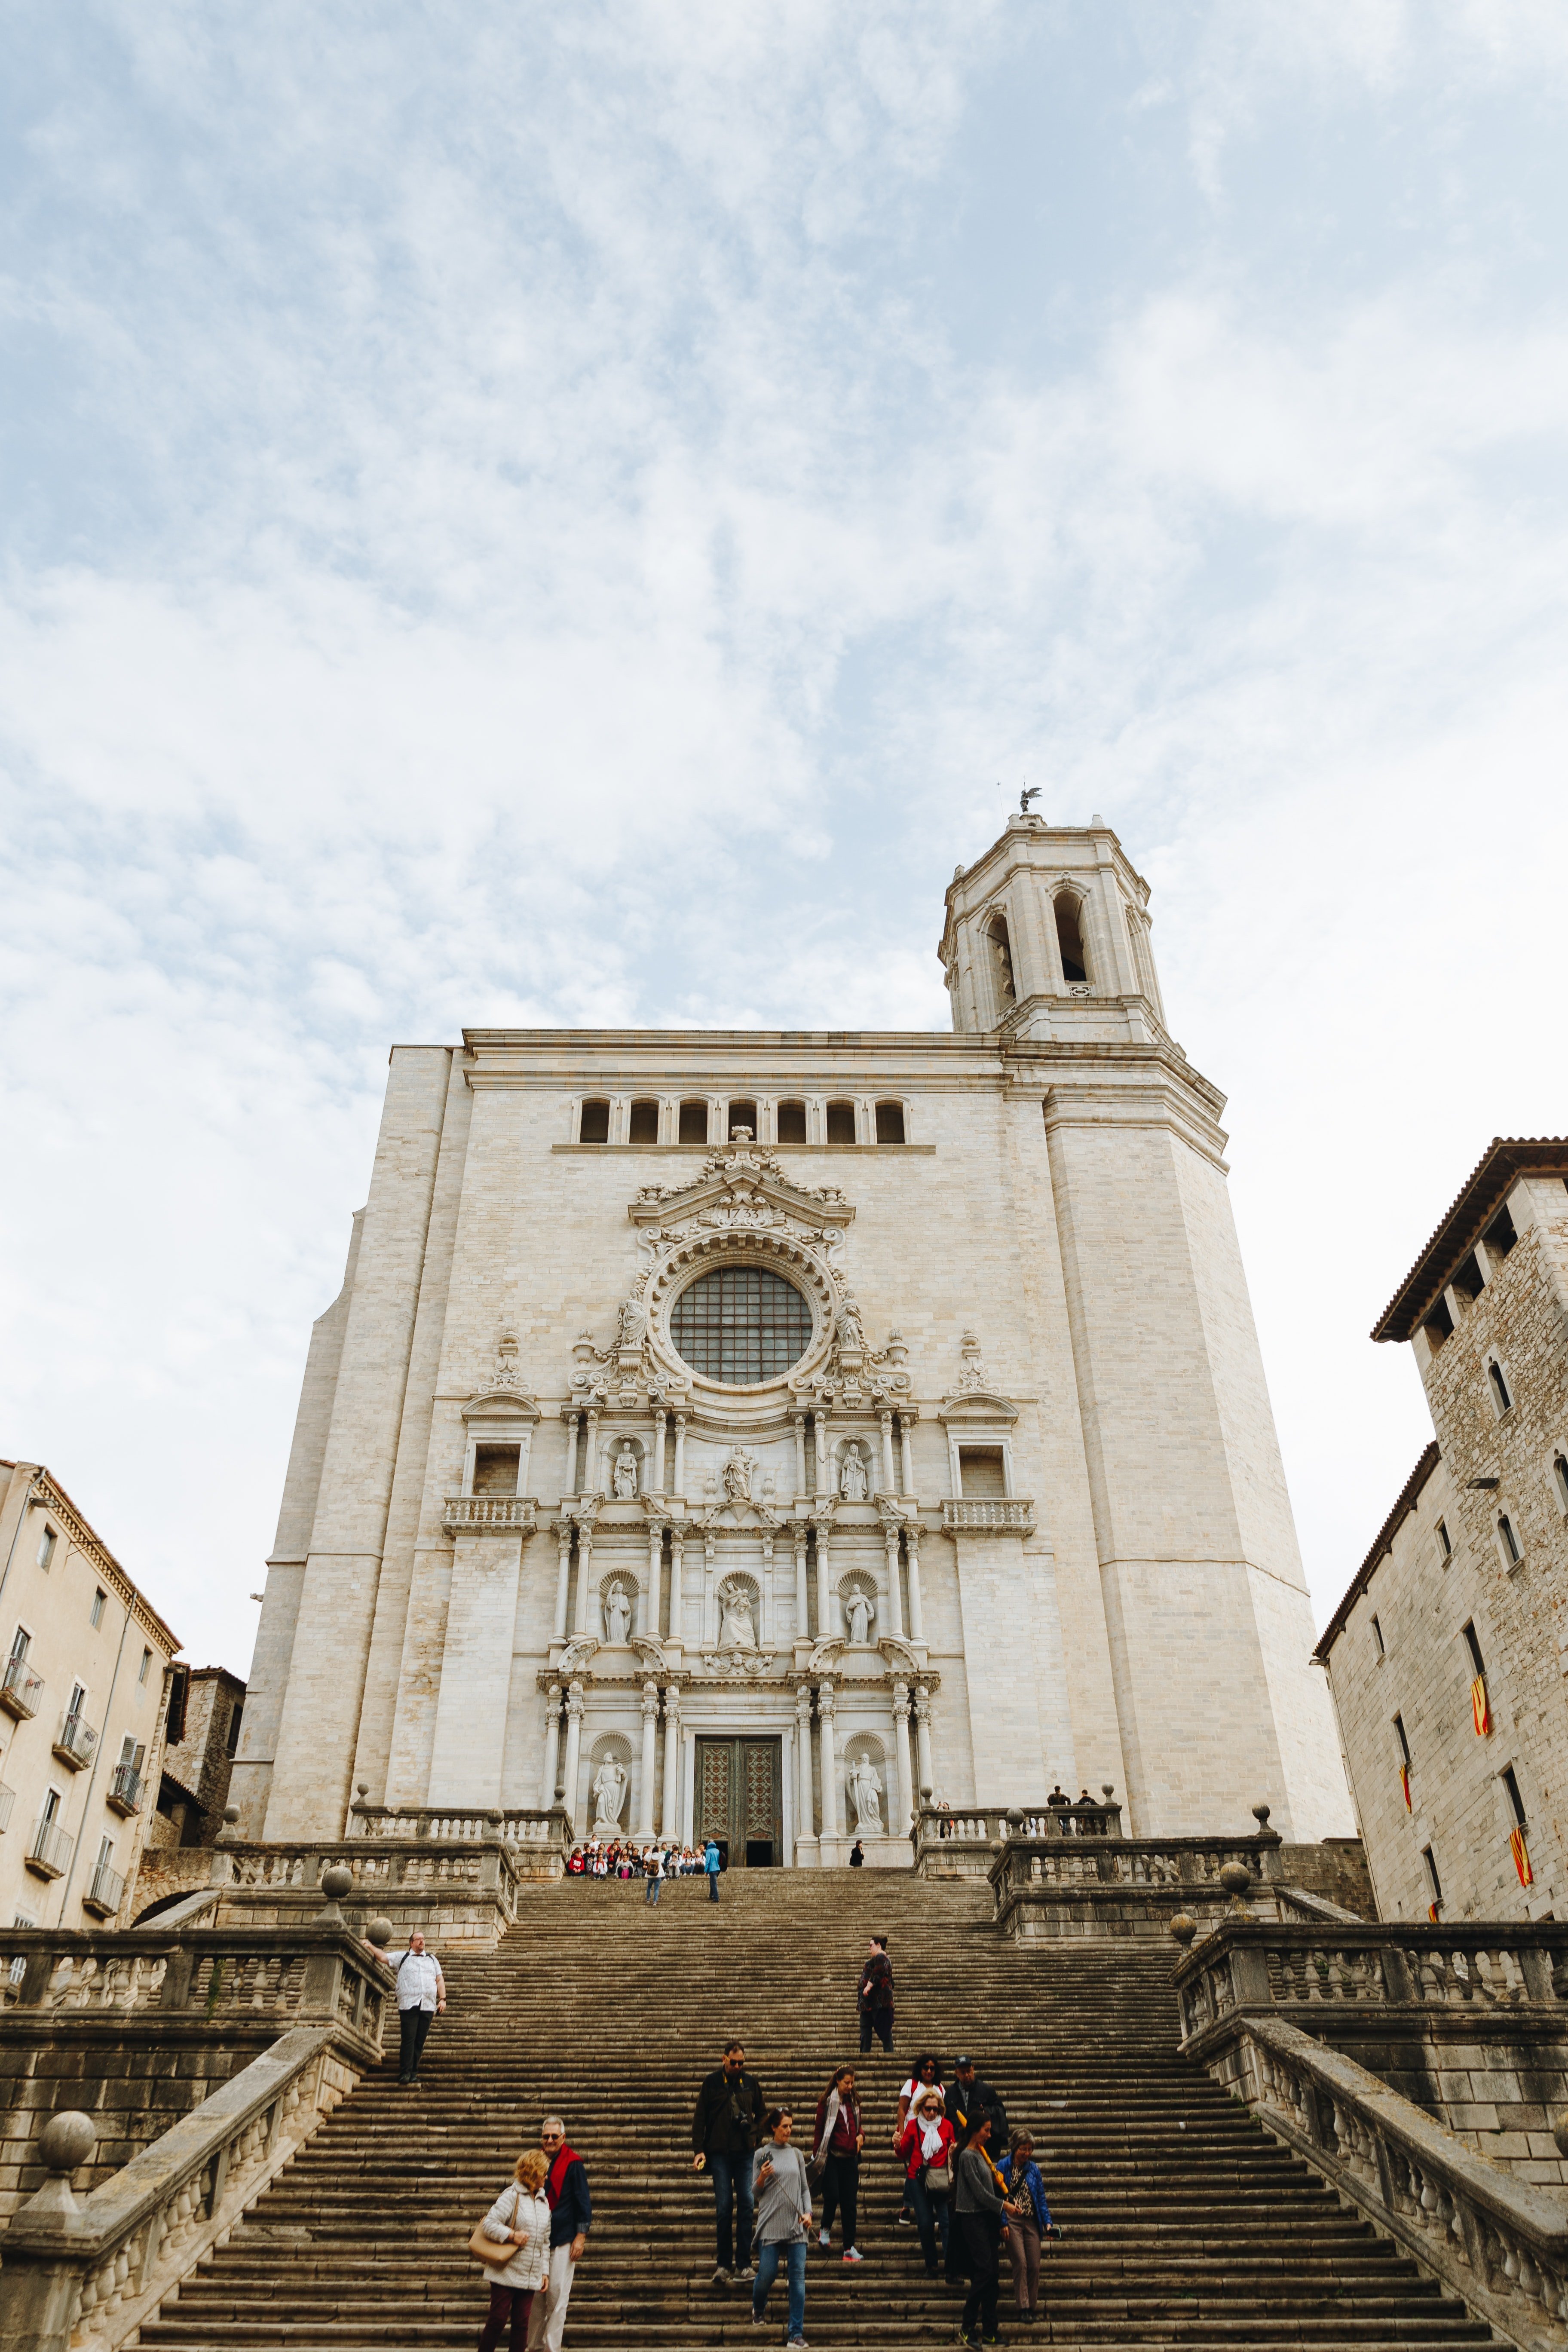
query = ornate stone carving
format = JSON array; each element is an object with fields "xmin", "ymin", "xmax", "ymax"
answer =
[
  {"xmin": 952, "ymin": 1330, "xmax": 991, "ymax": 1393},
  {"xmin": 839, "ymin": 1442, "xmax": 870, "ymax": 1502},
  {"xmin": 717, "ymin": 1579, "xmax": 758, "ymax": 1650},
  {"xmin": 556, "ymin": 1635, "xmax": 601, "ymax": 1677},
  {"xmin": 722, "ymin": 1448, "xmax": 756, "ymax": 1504},
  {"xmin": 844, "ymin": 1589, "xmax": 875, "ymax": 1646},
  {"xmin": 847, "ymin": 1754, "xmax": 884, "ymax": 1832},
  {"xmin": 590, "ymin": 1755, "xmax": 628, "ymax": 1834},
  {"xmin": 611, "ymin": 1442, "xmax": 639, "ymax": 1499},
  {"xmin": 602, "ymin": 1580, "xmax": 633, "ymax": 1646}
]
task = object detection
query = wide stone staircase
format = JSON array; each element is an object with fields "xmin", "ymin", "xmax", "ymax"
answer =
[{"xmin": 141, "ymin": 1869, "xmax": 1495, "ymax": 2348}]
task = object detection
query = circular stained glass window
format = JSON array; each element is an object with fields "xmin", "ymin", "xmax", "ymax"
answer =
[{"xmin": 670, "ymin": 1266, "xmax": 813, "ymax": 1385}]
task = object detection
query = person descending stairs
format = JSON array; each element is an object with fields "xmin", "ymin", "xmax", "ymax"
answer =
[{"xmin": 141, "ymin": 1868, "xmax": 1496, "ymax": 2349}]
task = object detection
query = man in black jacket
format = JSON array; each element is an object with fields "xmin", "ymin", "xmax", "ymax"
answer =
[
  {"xmin": 946, "ymin": 2055, "xmax": 1008, "ymax": 2147},
  {"xmin": 857, "ymin": 1934, "xmax": 894, "ymax": 2054},
  {"xmin": 691, "ymin": 2039, "xmax": 766, "ymax": 2285}
]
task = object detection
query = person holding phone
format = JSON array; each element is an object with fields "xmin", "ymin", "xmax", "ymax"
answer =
[{"xmin": 750, "ymin": 2108, "xmax": 813, "ymax": 2348}]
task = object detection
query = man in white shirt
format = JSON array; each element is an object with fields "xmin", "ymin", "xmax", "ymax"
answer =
[{"xmin": 395, "ymin": 1930, "xmax": 446, "ymax": 2086}]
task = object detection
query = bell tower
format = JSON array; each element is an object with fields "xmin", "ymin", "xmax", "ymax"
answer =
[{"xmin": 940, "ymin": 808, "xmax": 1168, "ymax": 1042}]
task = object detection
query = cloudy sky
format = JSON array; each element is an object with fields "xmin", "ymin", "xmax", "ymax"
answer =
[{"xmin": 3, "ymin": 2, "xmax": 1566, "ymax": 1679}]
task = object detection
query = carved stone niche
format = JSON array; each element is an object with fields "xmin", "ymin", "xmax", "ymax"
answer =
[{"xmin": 462, "ymin": 1343, "xmax": 540, "ymax": 1496}]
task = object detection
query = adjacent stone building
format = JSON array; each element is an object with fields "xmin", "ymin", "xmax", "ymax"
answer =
[
  {"xmin": 0, "ymin": 1461, "xmax": 180, "ymax": 1928},
  {"xmin": 1317, "ymin": 1140, "xmax": 1568, "ymax": 1921},
  {"xmin": 233, "ymin": 812, "xmax": 1352, "ymax": 1861}
]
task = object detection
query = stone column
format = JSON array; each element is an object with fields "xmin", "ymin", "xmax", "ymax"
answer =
[
  {"xmin": 681, "ymin": 1727, "xmax": 696, "ymax": 1843},
  {"xmin": 584, "ymin": 1409, "xmax": 600, "ymax": 1495},
  {"xmin": 818, "ymin": 1680, "xmax": 839, "ymax": 1842},
  {"xmin": 793, "ymin": 1525, "xmax": 810, "ymax": 1642},
  {"xmin": 795, "ymin": 1683, "xmax": 816, "ymax": 1849},
  {"xmin": 914, "ymin": 1683, "xmax": 934, "ymax": 1799},
  {"xmin": 702, "ymin": 1531, "xmax": 718, "ymax": 1649},
  {"xmin": 668, "ymin": 1531, "xmax": 685, "ymax": 1640},
  {"xmin": 905, "ymin": 1525, "xmax": 925, "ymax": 1643},
  {"xmin": 540, "ymin": 1682, "xmax": 562, "ymax": 1809},
  {"xmin": 561, "ymin": 1683, "xmax": 585, "ymax": 1834},
  {"xmin": 879, "ymin": 1410, "xmax": 897, "ymax": 1494},
  {"xmin": 652, "ymin": 1411, "xmax": 668, "ymax": 1494},
  {"xmin": 646, "ymin": 1522, "xmax": 665, "ymax": 1635},
  {"xmin": 563, "ymin": 1409, "xmax": 580, "ymax": 1495},
  {"xmin": 882, "ymin": 1522, "xmax": 905, "ymax": 1639},
  {"xmin": 573, "ymin": 1528, "xmax": 595, "ymax": 1635},
  {"xmin": 891, "ymin": 1678, "xmax": 914, "ymax": 1835},
  {"xmin": 899, "ymin": 1413, "xmax": 916, "ymax": 1498},
  {"xmin": 553, "ymin": 1521, "xmax": 573, "ymax": 1641},
  {"xmin": 638, "ymin": 1681, "xmax": 659, "ymax": 1837},
  {"xmin": 815, "ymin": 1522, "xmax": 834, "ymax": 1642},
  {"xmin": 761, "ymin": 1531, "xmax": 775, "ymax": 1647},
  {"xmin": 673, "ymin": 1414, "xmax": 687, "ymax": 1498},
  {"xmin": 793, "ymin": 1414, "xmax": 807, "ymax": 1498},
  {"xmin": 661, "ymin": 1684, "xmax": 681, "ymax": 1835},
  {"xmin": 815, "ymin": 1411, "xmax": 830, "ymax": 1487}
]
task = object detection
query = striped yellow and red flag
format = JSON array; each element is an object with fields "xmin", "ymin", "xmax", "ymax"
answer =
[
  {"xmin": 1427, "ymin": 1902, "xmax": 1440, "ymax": 1922},
  {"xmin": 1399, "ymin": 1764, "xmax": 1412, "ymax": 1811},
  {"xmin": 1510, "ymin": 1827, "xmax": 1533, "ymax": 1886},
  {"xmin": 1471, "ymin": 1675, "xmax": 1491, "ymax": 1737}
]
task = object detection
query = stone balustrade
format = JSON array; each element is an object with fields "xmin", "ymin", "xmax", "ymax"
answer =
[
  {"xmin": 440, "ymin": 1494, "xmax": 538, "ymax": 1533},
  {"xmin": 346, "ymin": 1802, "xmax": 570, "ymax": 1859},
  {"xmin": 911, "ymin": 1800, "xmax": 1124, "ymax": 1877},
  {"xmin": 1211, "ymin": 2013, "xmax": 1568, "ymax": 2352},
  {"xmin": 939, "ymin": 1498, "xmax": 1035, "ymax": 1535},
  {"xmin": 0, "ymin": 2024, "xmax": 363, "ymax": 2352},
  {"xmin": 1176, "ymin": 1916, "xmax": 1568, "ymax": 2184},
  {"xmin": 206, "ymin": 1826, "xmax": 566, "ymax": 1945}
]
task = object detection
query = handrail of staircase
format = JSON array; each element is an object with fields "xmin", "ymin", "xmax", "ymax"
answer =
[
  {"xmin": 1205, "ymin": 2013, "xmax": 1568, "ymax": 2352},
  {"xmin": 989, "ymin": 1828, "xmax": 1284, "ymax": 1899},
  {"xmin": 0, "ymin": 2022, "xmax": 364, "ymax": 2352},
  {"xmin": 1174, "ymin": 1915, "xmax": 1568, "ymax": 2037},
  {"xmin": 911, "ymin": 1800, "xmax": 1122, "ymax": 1849},
  {"xmin": 346, "ymin": 1802, "xmax": 573, "ymax": 1850}
]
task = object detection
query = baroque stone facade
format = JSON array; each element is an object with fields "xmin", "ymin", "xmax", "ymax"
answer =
[
  {"xmin": 1318, "ymin": 1140, "xmax": 1568, "ymax": 1921},
  {"xmin": 233, "ymin": 814, "xmax": 1351, "ymax": 1860}
]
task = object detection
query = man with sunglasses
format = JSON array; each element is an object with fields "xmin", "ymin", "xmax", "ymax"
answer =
[{"xmin": 527, "ymin": 2115, "xmax": 591, "ymax": 2352}]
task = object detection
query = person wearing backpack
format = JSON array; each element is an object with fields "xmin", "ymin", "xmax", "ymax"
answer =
[
  {"xmin": 472, "ymin": 2147, "xmax": 551, "ymax": 2351},
  {"xmin": 395, "ymin": 1930, "xmax": 446, "ymax": 2086}
]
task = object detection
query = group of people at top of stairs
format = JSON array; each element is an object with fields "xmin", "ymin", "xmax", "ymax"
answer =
[
  {"xmin": 564, "ymin": 1836, "xmax": 713, "ymax": 1887},
  {"xmin": 686, "ymin": 1939, "xmax": 1056, "ymax": 2352}
]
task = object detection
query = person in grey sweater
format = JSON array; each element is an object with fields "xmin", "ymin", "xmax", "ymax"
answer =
[
  {"xmin": 750, "ymin": 2108, "xmax": 812, "ymax": 2349},
  {"xmin": 953, "ymin": 2113, "xmax": 1007, "ymax": 2348}
]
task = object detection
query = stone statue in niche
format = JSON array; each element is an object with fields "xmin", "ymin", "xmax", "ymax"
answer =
[
  {"xmin": 603, "ymin": 1581, "xmax": 633, "ymax": 1645},
  {"xmin": 616, "ymin": 1296, "xmax": 647, "ymax": 1351},
  {"xmin": 717, "ymin": 1583, "xmax": 758, "ymax": 1650},
  {"xmin": 591, "ymin": 1755, "xmax": 628, "ymax": 1833},
  {"xmin": 612, "ymin": 1442, "xmax": 639, "ymax": 1499},
  {"xmin": 836, "ymin": 1294, "xmax": 865, "ymax": 1351},
  {"xmin": 844, "ymin": 1588, "xmax": 875, "ymax": 1645},
  {"xmin": 847, "ymin": 1755, "xmax": 884, "ymax": 1831},
  {"xmin": 722, "ymin": 1449, "xmax": 755, "ymax": 1504},
  {"xmin": 839, "ymin": 1443, "xmax": 869, "ymax": 1502}
]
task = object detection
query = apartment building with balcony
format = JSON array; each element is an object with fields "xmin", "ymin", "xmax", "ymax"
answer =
[{"xmin": 0, "ymin": 1460, "xmax": 181, "ymax": 1929}]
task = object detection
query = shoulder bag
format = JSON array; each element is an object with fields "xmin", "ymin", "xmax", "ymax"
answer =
[
  {"xmin": 469, "ymin": 2181, "xmax": 519, "ymax": 2266},
  {"xmin": 924, "ymin": 2150, "xmax": 953, "ymax": 2196}
]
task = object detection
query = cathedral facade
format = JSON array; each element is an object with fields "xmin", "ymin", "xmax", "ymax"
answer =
[{"xmin": 232, "ymin": 813, "xmax": 1351, "ymax": 1862}]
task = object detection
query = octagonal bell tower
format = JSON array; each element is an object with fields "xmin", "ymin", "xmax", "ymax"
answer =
[{"xmin": 940, "ymin": 809, "xmax": 1167, "ymax": 1043}]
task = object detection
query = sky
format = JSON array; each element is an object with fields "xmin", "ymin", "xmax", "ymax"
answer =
[{"xmin": 2, "ymin": 1, "xmax": 1566, "ymax": 1680}]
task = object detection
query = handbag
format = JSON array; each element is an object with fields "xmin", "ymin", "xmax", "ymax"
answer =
[
  {"xmin": 469, "ymin": 2182, "xmax": 519, "ymax": 2266},
  {"xmin": 925, "ymin": 2160, "xmax": 952, "ymax": 2196}
]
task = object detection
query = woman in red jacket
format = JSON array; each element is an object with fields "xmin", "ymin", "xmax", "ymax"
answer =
[{"xmin": 897, "ymin": 2085, "xmax": 956, "ymax": 2275}]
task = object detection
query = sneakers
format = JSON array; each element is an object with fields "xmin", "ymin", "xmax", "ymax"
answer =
[
  {"xmin": 818, "ymin": 2230, "xmax": 830, "ymax": 2248},
  {"xmin": 787, "ymin": 2340, "xmax": 810, "ymax": 2349},
  {"xmin": 842, "ymin": 2247, "xmax": 866, "ymax": 2264},
  {"xmin": 710, "ymin": 2266, "xmax": 731, "ymax": 2287},
  {"xmin": 750, "ymin": 2315, "xmax": 767, "ymax": 2329},
  {"xmin": 732, "ymin": 2264, "xmax": 756, "ymax": 2282}
]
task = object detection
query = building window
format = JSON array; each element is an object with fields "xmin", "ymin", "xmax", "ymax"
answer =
[
  {"xmin": 874, "ymin": 1100, "xmax": 906, "ymax": 1144},
  {"xmin": 9, "ymin": 1625, "xmax": 29, "ymax": 1663},
  {"xmin": 1435, "ymin": 1518, "xmax": 1452, "ymax": 1560},
  {"xmin": 1484, "ymin": 1204, "xmax": 1518, "ymax": 1262},
  {"xmin": 1553, "ymin": 1456, "xmax": 1568, "ymax": 1517},
  {"xmin": 776, "ymin": 1100, "xmax": 807, "ymax": 1143},
  {"xmin": 1498, "ymin": 1513, "xmax": 1522, "ymax": 1568},
  {"xmin": 1488, "ymin": 1360, "xmax": 1513, "ymax": 1416},
  {"xmin": 36, "ymin": 1527, "xmax": 56, "ymax": 1573},
  {"xmin": 670, "ymin": 1267, "xmax": 813, "ymax": 1385},
  {"xmin": 726, "ymin": 1099, "xmax": 757, "ymax": 1140},
  {"xmin": 1370, "ymin": 1614, "xmax": 1384, "ymax": 1657},
  {"xmin": 578, "ymin": 1099, "xmax": 610, "ymax": 1145},
  {"xmin": 138, "ymin": 1647, "xmax": 152, "ymax": 1685},
  {"xmin": 166, "ymin": 1665, "xmax": 189, "ymax": 1747},
  {"xmin": 1502, "ymin": 1764, "xmax": 1528, "ymax": 1827},
  {"xmin": 1422, "ymin": 1845, "xmax": 1443, "ymax": 1908},
  {"xmin": 678, "ymin": 1099, "xmax": 709, "ymax": 1144},
  {"xmin": 1054, "ymin": 894, "xmax": 1089, "ymax": 985},
  {"xmin": 1393, "ymin": 1713, "xmax": 1410, "ymax": 1765},
  {"xmin": 1452, "ymin": 1252, "xmax": 1485, "ymax": 1301},
  {"xmin": 628, "ymin": 1099, "xmax": 659, "ymax": 1143},
  {"xmin": 226, "ymin": 1700, "xmax": 244, "ymax": 1758},
  {"xmin": 1423, "ymin": 1295, "xmax": 1454, "ymax": 1348},
  {"xmin": 1463, "ymin": 1621, "xmax": 1486, "ymax": 1678},
  {"xmin": 988, "ymin": 914, "xmax": 1016, "ymax": 1005},
  {"xmin": 90, "ymin": 1589, "xmax": 106, "ymax": 1629},
  {"xmin": 958, "ymin": 1446, "xmax": 1008, "ymax": 1498},
  {"xmin": 472, "ymin": 1444, "xmax": 520, "ymax": 1495},
  {"xmin": 825, "ymin": 1100, "xmax": 857, "ymax": 1144}
]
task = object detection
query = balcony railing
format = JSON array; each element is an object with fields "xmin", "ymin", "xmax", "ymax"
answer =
[
  {"xmin": 941, "ymin": 1498, "xmax": 1035, "ymax": 1535},
  {"xmin": 82, "ymin": 1860, "xmax": 127, "ymax": 1919},
  {"xmin": 52, "ymin": 1710, "xmax": 98, "ymax": 1770},
  {"xmin": 0, "ymin": 1656, "xmax": 43, "ymax": 1721},
  {"xmin": 27, "ymin": 1817, "xmax": 74, "ymax": 1879},
  {"xmin": 106, "ymin": 1761, "xmax": 144, "ymax": 1816},
  {"xmin": 0, "ymin": 1782, "xmax": 14, "ymax": 1834},
  {"xmin": 442, "ymin": 1494, "xmax": 538, "ymax": 1533}
]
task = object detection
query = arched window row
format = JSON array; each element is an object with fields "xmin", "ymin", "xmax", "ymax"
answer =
[{"xmin": 574, "ymin": 1096, "xmax": 911, "ymax": 1146}]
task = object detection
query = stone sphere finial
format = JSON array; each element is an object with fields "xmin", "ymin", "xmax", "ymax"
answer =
[
  {"xmin": 920, "ymin": 1784, "xmax": 933, "ymax": 1804},
  {"xmin": 1169, "ymin": 1914, "xmax": 1197, "ymax": 1950},
  {"xmin": 357, "ymin": 1782, "xmax": 369, "ymax": 1800},
  {"xmin": 1219, "ymin": 1859, "xmax": 1253, "ymax": 1910},
  {"xmin": 39, "ymin": 2112, "xmax": 96, "ymax": 2174},
  {"xmin": 321, "ymin": 1863, "xmax": 353, "ymax": 1902},
  {"xmin": 365, "ymin": 1916, "xmax": 394, "ymax": 1949},
  {"xmin": 1553, "ymin": 2110, "xmax": 1568, "ymax": 2158},
  {"xmin": 1004, "ymin": 1808, "xmax": 1023, "ymax": 1831},
  {"xmin": 1252, "ymin": 1802, "xmax": 1271, "ymax": 1828},
  {"xmin": 223, "ymin": 1804, "xmax": 239, "ymax": 1824},
  {"xmin": 1101, "ymin": 1784, "xmax": 1116, "ymax": 1802}
]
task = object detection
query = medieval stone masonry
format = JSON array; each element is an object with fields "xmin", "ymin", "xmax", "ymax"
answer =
[
  {"xmin": 1319, "ymin": 1142, "xmax": 1568, "ymax": 1922},
  {"xmin": 232, "ymin": 814, "xmax": 1352, "ymax": 1861}
]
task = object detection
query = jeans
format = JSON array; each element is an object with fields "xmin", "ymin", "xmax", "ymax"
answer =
[
  {"xmin": 909, "ymin": 2169, "xmax": 949, "ymax": 2268},
  {"xmin": 819, "ymin": 2152, "xmax": 858, "ymax": 2250},
  {"xmin": 960, "ymin": 2212, "xmax": 1001, "ymax": 2340},
  {"xmin": 858, "ymin": 2007, "xmax": 892, "ymax": 2053},
  {"xmin": 398, "ymin": 2005, "xmax": 434, "ymax": 2081},
  {"xmin": 752, "ymin": 2238, "xmax": 806, "ymax": 2340},
  {"xmin": 644, "ymin": 1875, "xmax": 661, "ymax": 1904},
  {"xmin": 707, "ymin": 1869, "xmax": 720, "ymax": 1901},
  {"xmin": 708, "ymin": 2150, "xmax": 754, "ymax": 2271},
  {"xmin": 478, "ymin": 2282, "xmax": 533, "ymax": 2351}
]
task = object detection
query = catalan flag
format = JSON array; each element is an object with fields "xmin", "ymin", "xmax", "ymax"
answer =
[
  {"xmin": 1510, "ymin": 1826, "xmax": 1533, "ymax": 1887},
  {"xmin": 1400, "ymin": 1764, "xmax": 1412, "ymax": 1811},
  {"xmin": 1471, "ymin": 1675, "xmax": 1491, "ymax": 1737},
  {"xmin": 1427, "ymin": 1902, "xmax": 1440, "ymax": 1921}
]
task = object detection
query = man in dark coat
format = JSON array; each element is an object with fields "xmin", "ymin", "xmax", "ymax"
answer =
[
  {"xmin": 527, "ymin": 2115, "xmax": 591, "ymax": 2351},
  {"xmin": 857, "ymin": 1933, "xmax": 894, "ymax": 2055},
  {"xmin": 691, "ymin": 2038, "xmax": 767, "ymax": 2285}
]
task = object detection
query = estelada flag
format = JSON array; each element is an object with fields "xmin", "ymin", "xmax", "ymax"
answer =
[
  {"xmin": 1471, "ymin": 1675, "xmax": 1491, "ymax": 1737},
  {"xmin": 1427, "ymin": 1902, "xmax": 1440, "ymax": 1921},
  {"xmin": 1510, "ymin": 1826, "xmax": 1533, "ymax": 1887},
  {"xmin": 1400, "ymin": 1764, "xmax": 1412, "ymax": 1811}
]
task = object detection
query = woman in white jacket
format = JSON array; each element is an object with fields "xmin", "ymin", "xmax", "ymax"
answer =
[{"xmin": 477, "ymin": 2148, "xmax": 551, "ymax": 2352}]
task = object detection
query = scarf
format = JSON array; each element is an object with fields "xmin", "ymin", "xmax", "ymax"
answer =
[{"xmin": 915, "ymin": 2111, "xmax": 946, "ymax": 2161}]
